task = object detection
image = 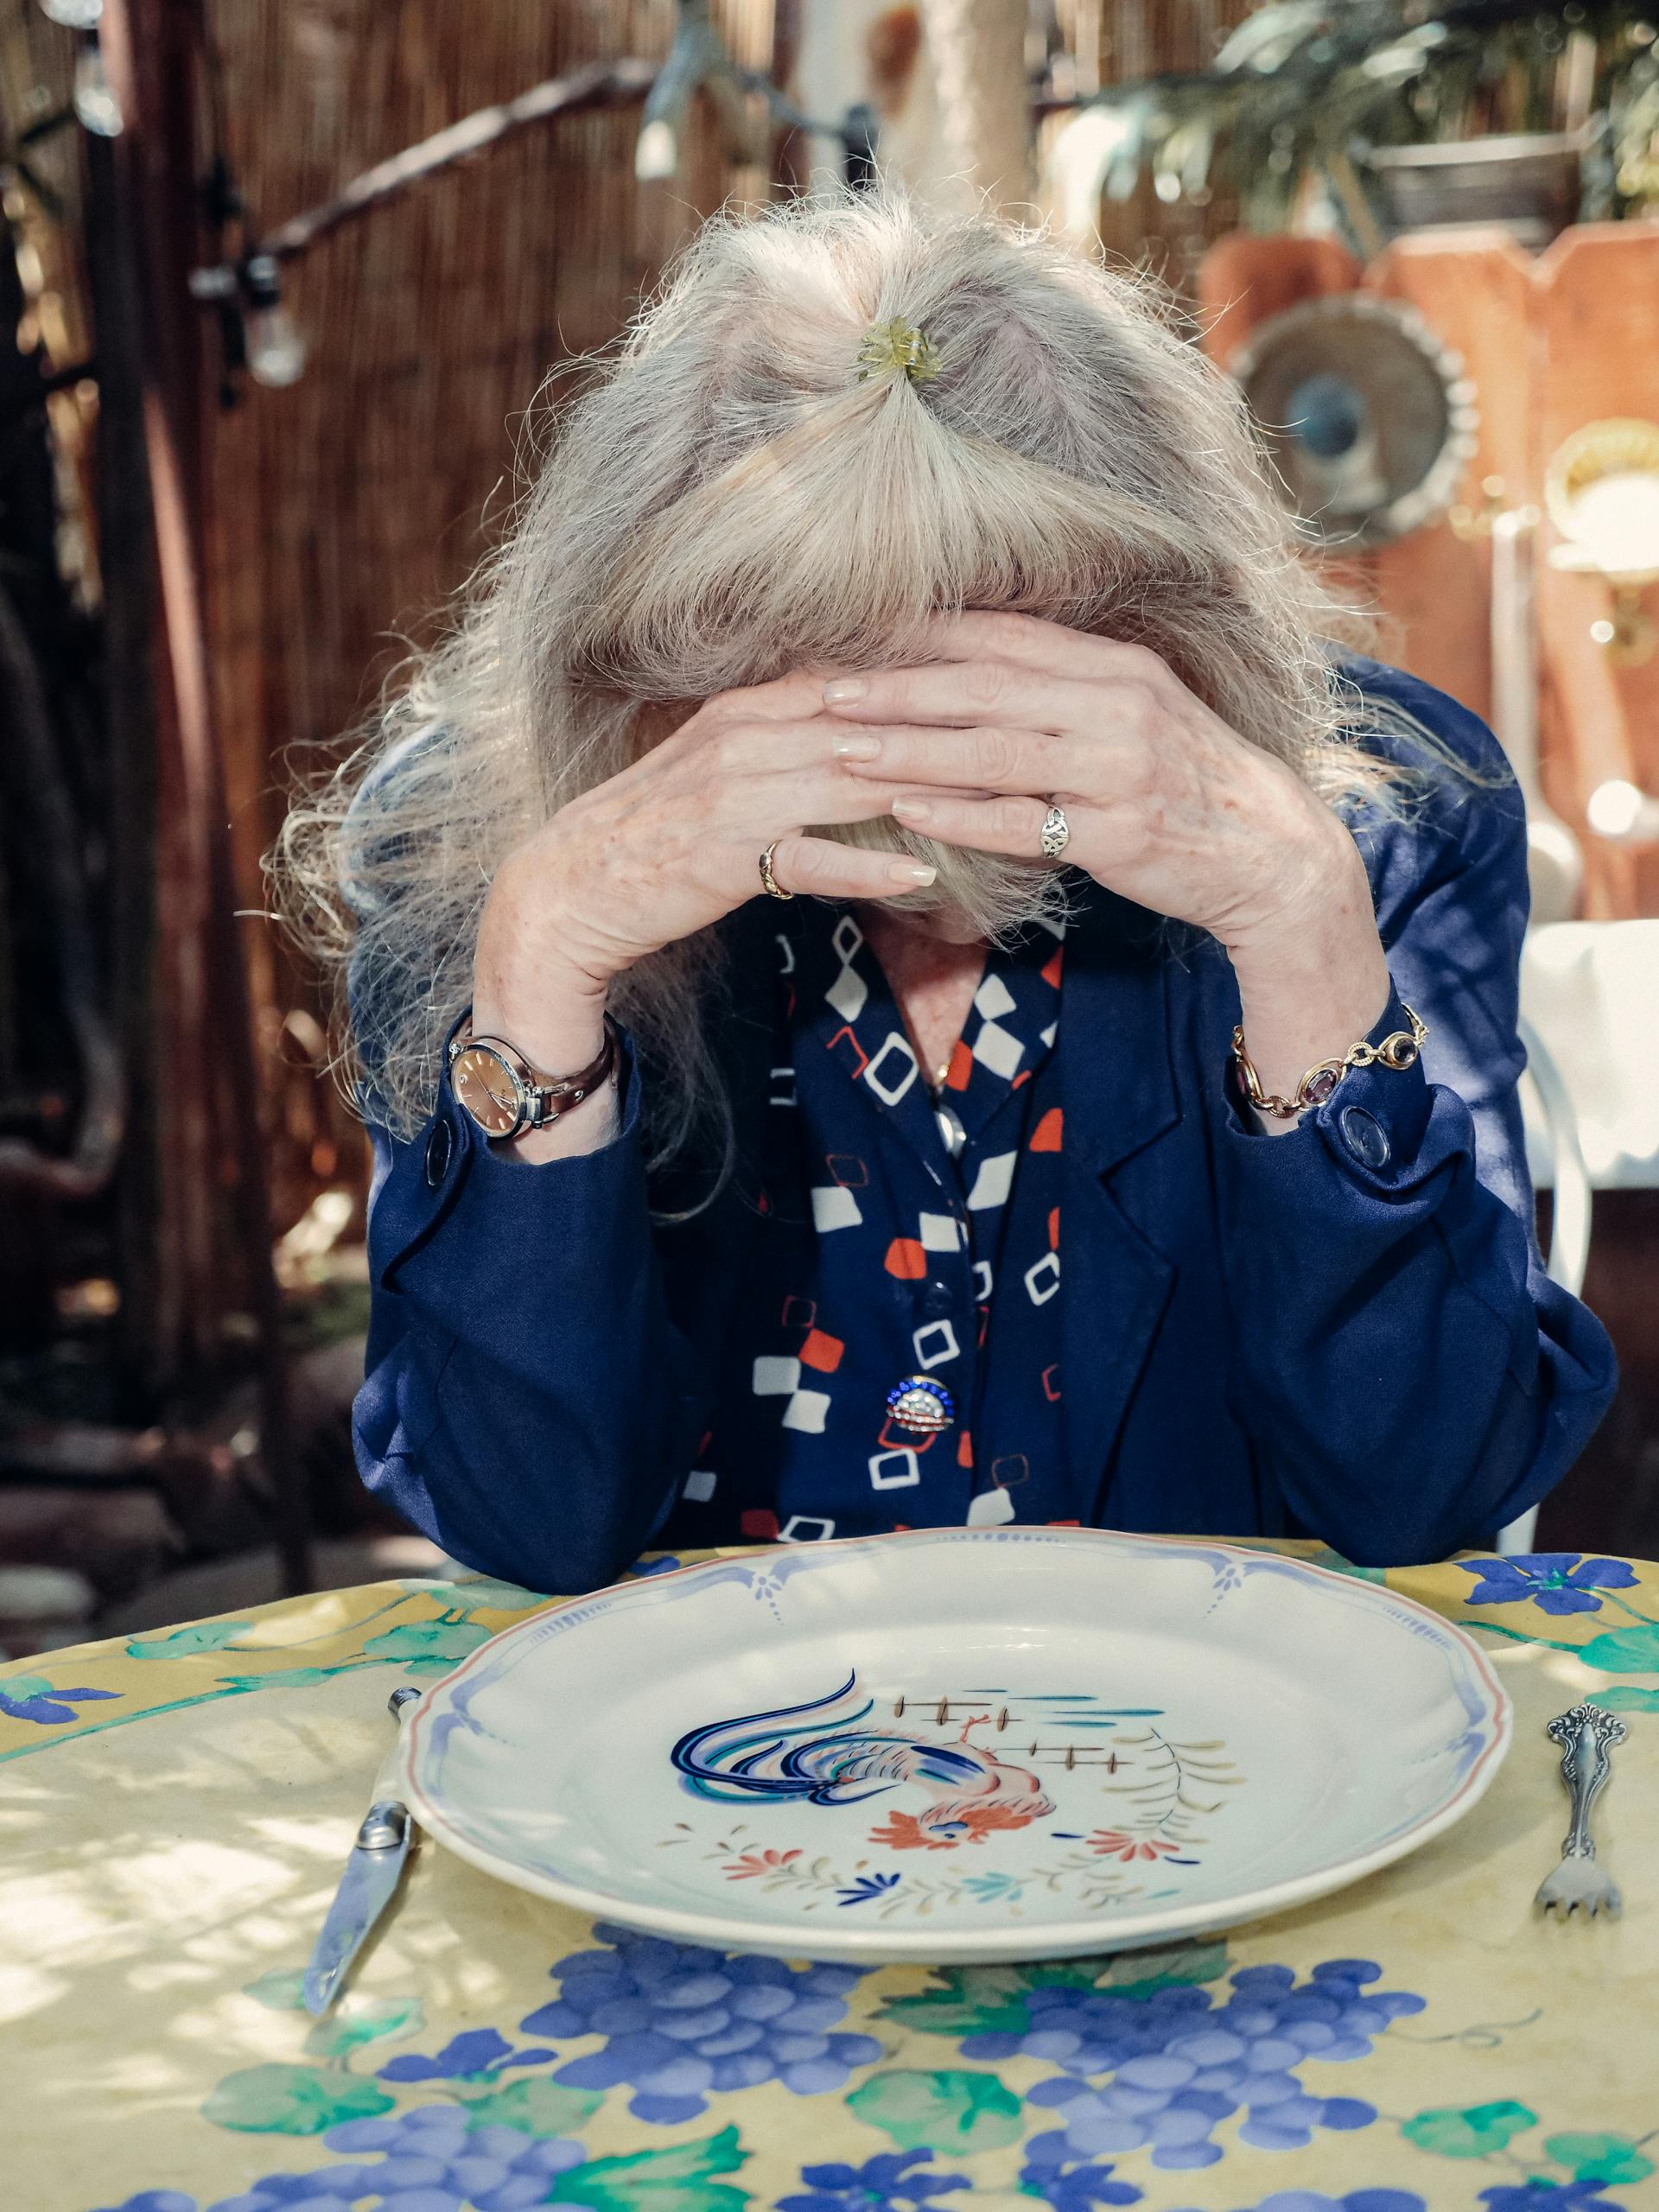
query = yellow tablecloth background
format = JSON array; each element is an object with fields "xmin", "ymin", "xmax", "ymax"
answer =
[{"xmin": 3, "ymin": 1541, "xmax": 1656, "ymax": 2212}]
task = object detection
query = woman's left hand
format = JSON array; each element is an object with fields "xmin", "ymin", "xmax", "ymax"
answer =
[
  {"xmin": 823, "ymin": 610, "xmax": 1394, "ymax": 1119},
  {"xmin": 824, "ymin": 612, "xmax": 1344, "ymax": 958}
]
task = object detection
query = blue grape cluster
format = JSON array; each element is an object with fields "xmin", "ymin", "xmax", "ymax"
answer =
[
  {"xmin": 522, "ymin": 1922, "xmax": 883, "ymax": 2124},
  {"xmin": 97, "ymin": 2107, "xmax": 588, "ymax": 2212},
  {"xmin": 972, "ymin": 1959, "xmax": 1424, "ymax": 2174},
  {"xmin": 1168, "ymin": 2195, "xmax": 1427, "ymax": 2212}
]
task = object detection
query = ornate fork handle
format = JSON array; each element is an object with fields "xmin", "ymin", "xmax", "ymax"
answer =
[{"xmin": 1547, "ymin": 1702, "xmax": 1625, "ymax": 1861}]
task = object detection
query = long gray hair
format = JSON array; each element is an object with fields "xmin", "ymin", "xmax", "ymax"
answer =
[{"xmin": 276, "ymin": 189, "xmax": 1386, "ymax": 1160}]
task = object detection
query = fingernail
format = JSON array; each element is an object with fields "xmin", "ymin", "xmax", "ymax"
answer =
[
  {"xmin": 833, "ymin": 734, "xmax": 881, "ymax": 761},
  {"xmin": 891, "ymin": 861, "xmax": 938, "ymax": 886},
  {"xmin": 892, "ymin": 797, "xmax": 931, "ymax": 824},
  {"xmin": 823, "ymin": 677, "xmax": 868, "ymax": 706}
]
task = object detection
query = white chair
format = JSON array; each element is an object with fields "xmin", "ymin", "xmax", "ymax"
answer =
[
  {"xmin": 1497, "ymin": 919, "xmax": 1659, "ymax": 1551},
  {"xmin": 1519, "ymin": 921, "xmax": 1659, "ymax": 1191},
  {"xmin": 1497, "ymin": 1013, "xmax": 1594, "ymax": 1554},
  {"xmin": 1497, "ymin": 1014, "xmax": 1593, "ymax": 1555}
]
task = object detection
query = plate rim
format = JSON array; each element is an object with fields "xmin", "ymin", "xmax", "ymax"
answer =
[{"xmin": 397, "ymin": 1528, "xmax": 1512, "ymax": 1962}]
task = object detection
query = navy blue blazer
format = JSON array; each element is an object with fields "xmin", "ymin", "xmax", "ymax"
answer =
[{"xmin": 353, "ymin": 656, "xmax": 1617, "ymax": 1587}]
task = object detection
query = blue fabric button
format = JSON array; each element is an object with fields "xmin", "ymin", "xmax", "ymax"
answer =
[
  {"xmin": 1338, "ymin": 1104, "xmax": 1390, "ymax": 1171},
  {"xmin": 922, "ymin": 1279, "xmax": 955, "ymax": 1317},
  {"xmin": 423, "ymin": 1116, "xmax": 455, "ymax": 1187}
]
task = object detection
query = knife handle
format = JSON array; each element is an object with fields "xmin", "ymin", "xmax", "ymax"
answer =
[{"xmin": 358, "ymin": 1688, "xmax": 419, "ymax": 1849}]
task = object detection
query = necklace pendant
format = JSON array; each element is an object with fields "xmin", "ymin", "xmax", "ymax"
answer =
[{"xmin": 887, "ymin": 1375, "xmax": 955, "ymax": 1433}]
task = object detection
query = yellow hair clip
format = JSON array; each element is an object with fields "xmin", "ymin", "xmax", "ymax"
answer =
[{"xmin": 855, "ymin": 316, "xmax": 941, "ymax": 386}]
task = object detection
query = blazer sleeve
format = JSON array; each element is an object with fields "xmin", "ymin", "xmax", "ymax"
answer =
[
  {"xmin": 1212, "ymin": 675, "xmax": 1617, "ymax": 1566},
  {"xmin": 353, "ymin": 1032, "xmax": 707, "ymax": 1593}
]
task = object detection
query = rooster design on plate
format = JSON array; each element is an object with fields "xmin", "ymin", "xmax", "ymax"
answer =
[{"xmin": 670, "ymin": 1672, "xmax": 1239, "ymax": 1868}]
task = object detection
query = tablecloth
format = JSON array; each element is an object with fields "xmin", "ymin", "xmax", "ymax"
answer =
[{"xmin": 3, "ymin": 1541, "xmax": 1656, "ymax": 2212}]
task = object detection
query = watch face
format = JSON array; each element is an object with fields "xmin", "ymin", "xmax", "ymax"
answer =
[{"xmin": 452, "ymin": 1044, "xmax": 525, "ymax": 1138}]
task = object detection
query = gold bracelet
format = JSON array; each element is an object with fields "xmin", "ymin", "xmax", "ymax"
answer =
[{"xmin": 1232, "ymin": 1002, "xmax": 1427, "ymax": 1122}]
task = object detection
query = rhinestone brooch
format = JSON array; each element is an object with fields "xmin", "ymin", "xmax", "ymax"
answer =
[{"xmin": 887, "ymin": 1375, "xmax": 955, "ymax": 1434}]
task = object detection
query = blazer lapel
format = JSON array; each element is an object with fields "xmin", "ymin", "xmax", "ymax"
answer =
[{"xmin": 1058, "ymin": 889, "xmax": 1184, "ymax": 1510}]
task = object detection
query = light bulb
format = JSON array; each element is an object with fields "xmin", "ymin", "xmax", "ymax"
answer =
[
  {"xmin": 244, "ymin": 302, "xmax": 306, "ymax": 387},
  {"xmin": 242, "ymin": 253, "xmax": 306, "ymax": 387},
  {"xmin": 635, "ymin": 117, "xmax": 678, "ymax": 181},
  {"xmin": 41, "ymin": 0, "xmax": 103, "ymax": 25},
  {"xmin": 73, "ymin": 44, "xmax": 122, "ymax": 136},
  {"xmin": 1586, "ymin": 778, "xmax": 1659, "ymax": 842}
]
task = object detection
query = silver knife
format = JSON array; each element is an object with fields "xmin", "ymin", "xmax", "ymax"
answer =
[{"xmin": 304, "ymin": 1686, "xmax": 421, "ymax": 2014}]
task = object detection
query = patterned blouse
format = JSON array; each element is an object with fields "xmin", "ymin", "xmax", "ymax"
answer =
[{"xmin": 664, "ymin": 900, "xmax": 1076, "ymax": 1548}]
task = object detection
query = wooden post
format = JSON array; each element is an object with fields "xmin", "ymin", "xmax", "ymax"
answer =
[{"xmin": 99, "ymin": 0, "xmax": 311, "ymax": 1592}]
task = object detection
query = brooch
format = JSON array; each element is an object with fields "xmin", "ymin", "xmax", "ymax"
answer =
[{"xmin": 887, "ymin": 1375, "xmax": 955, "ymax": 1434}]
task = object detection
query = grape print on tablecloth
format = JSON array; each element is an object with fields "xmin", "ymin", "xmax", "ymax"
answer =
[
  {"xmin": 511, "ymin": 1923, "xmax": 883, "ymax": 2124},
  {"xmin": 90, "ymin": 2105, "xmax": 744, "ymax": 2212},
  {"xmin": 908, "ymin": 1957, "xmax": 1424, "ymax": 2174}
]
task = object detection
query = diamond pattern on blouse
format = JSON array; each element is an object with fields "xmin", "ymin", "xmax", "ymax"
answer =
[{"xmin": 685, "ymin": 905, "xmax": 1071, "ymax": 1542}]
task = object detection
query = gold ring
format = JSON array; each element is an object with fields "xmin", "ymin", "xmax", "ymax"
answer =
[{"xmin": 759, "ymin": 840, "xmax": 794, "ymax": 900}]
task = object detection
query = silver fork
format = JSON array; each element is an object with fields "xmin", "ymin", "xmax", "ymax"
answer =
[{"xmin": 1535, "ymin": 1701, "xmax": 1625, "ymax": 1918}]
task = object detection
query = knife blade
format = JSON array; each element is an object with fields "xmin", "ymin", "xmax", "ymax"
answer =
[{"xmin": 303, "ymin": 1687, "xmax": 420, "ymax": 2015}]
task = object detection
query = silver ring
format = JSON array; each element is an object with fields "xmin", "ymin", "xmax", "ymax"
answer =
[
  {"xmin": 759, "ymin": 839, "xmax": 794, "ymax": 900},
  {"xmin": 1039, "ymin": 803, "xmax": 1070, "ymax": 860}
]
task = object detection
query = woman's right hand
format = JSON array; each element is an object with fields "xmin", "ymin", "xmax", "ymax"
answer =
[{"xmin": 469, "ymin": 670, "xmax": 931, "ymax": 1156}]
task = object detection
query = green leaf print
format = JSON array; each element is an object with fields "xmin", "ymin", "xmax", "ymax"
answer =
[
  {"xmin": 847, "ymin": 2068, "xmax": 1023, "ymax": 2152},
  {"xmin": 362, "ymin": 1621, "xmax": 493, "ymax": 1665},
  {"xmin": 303, "ymin": 1994, "xmax": 424, "ymax": 2059},
  {"xmin": 1588, "ymin": 1685, "xmax": 1659, "ymax": 1713},
  {"xmin": 126, "ymin": 1619, "xmax": 252, "ymax": 1660},
  {"xmin": 1577, "ymin": 1624, "xmax": 1659, "ymax": 1673},
  {"xmin": 458, "ymin": 2075, "xmax": 604, "ymax": 2137},
  {"xmin": 1402, "ymin": 2100, "xmax": 1539, "ymax": 2157},
  {"xmin": 243, "ymin": 1967, "xmax": 308, "ymax": 2011},
  {"xmin": 554, "ymin": 2123, "xmax": 749, "ymax": 2210},
  {"xmin": 1544, "ymin": 2132, "xmax": 1657, "ymax": 2185},
  {"xmin": 1098, "ymin": 1940, "xmax": 1230, "ymax": 2000},
  {"xmin": 443, "ymin": 1577, "xmax": 546, "ymax": 1614},
  {"xmin": 203, "ymin": 2062, "xmax": 395, "ymax": 2134},
  {"xmin": 878, "ymin": 1943, "xmax": 1227, "ymax": 2037},
  {"xmin": 216, "ymin": 1667, "xmax": 342, "ymax": 1693}
]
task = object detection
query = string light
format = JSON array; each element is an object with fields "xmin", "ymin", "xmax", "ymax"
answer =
[
  {"xmin": 185, "ymin": 32, "xmax": 880, "ymax": 403},
  {"xmin": 633, "ymin": 0, "xmax": 880, "ymax": 188},
  {"xmin": 634, "ymin": 0, "xmax": 743, "ymax": 185},
  {"xmin": 239, "ymin": 253, "xmax": 305, "ymax": 388},
  {"xmin": 72, "ymin": 42, "xmax": 122, "ymax": 137}
]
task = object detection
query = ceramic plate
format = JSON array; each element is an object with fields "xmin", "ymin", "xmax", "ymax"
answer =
[{"xmin": 398, "ymin": 1529, "xmax": 1510, "ymax": 1962}]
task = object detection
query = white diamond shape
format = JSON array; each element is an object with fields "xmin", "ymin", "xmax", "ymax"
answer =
[
  {"xmin": 779, "ymin": 1513, "xmax": 836, "ymax": 1541},
  {"xmin": 869, "ymin": 1447, "xmax": 921, "ymax": 1490},
  {"xmin": 810, "ymin": 1184, "xmax": 862, "ymax": 1231},
  {"xmin": 1024, "ymin": 1251, "xmax": 1061, "ymax": 1306},
  {"xmin": 972, "ymin": 1020, "xmax": 1025, "ymax": 1080},
  {"xmin": 753, "ymin": 1356, "xmax": 802, "ymax": 1396},
  {"xmin": 975, "ymin": 973, "xmax": 1016, "ymax": 1020},
  {"xmin": 683, "ymin": 1468, "xmax": 717, "ymax": 1503},
  {"xmin": 913, "ymin": 1319, "xmax": 960, "ymax": 1369},
  {"xmin": 967, "ymin": 1486, "xmax": 1016, "ymax": 1526},
  {"xmin": 826, "ymin": 963, "xmax": 868, "ymax": 1021},
  {"xmin": 782, "ymin": 1389, "xmax": 831, "ymax": 1433},
  {"xmin": 864, "ymin": 1033, "xmax": 919, "ymax": 1105},
  {"xmin": 965, "ymin": 1150, "xmax": 1017, "ymax": 1210},
  {"xmin": 919, "ymin": 1211, "xmax": 963, "ymax": 1251}
]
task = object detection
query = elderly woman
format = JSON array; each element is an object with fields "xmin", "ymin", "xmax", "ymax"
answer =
[{"xmin": 285, "ymin": 194, "xmax": 1614, "ymax": 1593}]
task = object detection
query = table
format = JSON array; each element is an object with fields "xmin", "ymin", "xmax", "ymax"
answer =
[{"xmin": 5, "ymin": 1541, "xmax": 1656, "ymax": 2212}]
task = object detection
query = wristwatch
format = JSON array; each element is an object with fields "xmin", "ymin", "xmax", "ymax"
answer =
[{"xmin": 447, "ymin": 1014, "xmax": 619, "ymax": 1141}]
